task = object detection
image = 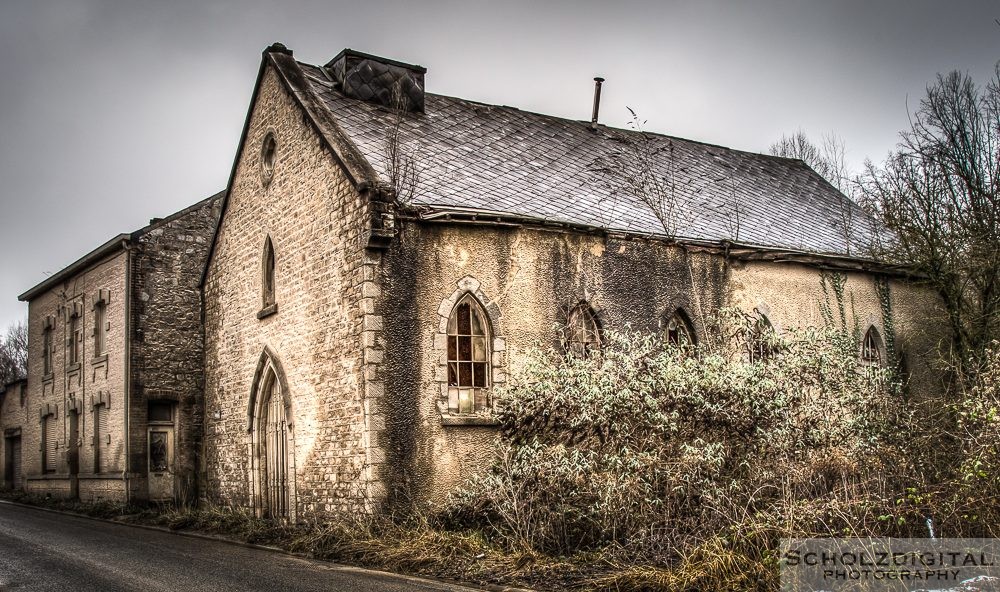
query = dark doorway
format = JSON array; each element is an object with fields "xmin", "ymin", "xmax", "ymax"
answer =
[{"xmin": 4, "ymin": 434, "xmax": 21, "ymax": 490}]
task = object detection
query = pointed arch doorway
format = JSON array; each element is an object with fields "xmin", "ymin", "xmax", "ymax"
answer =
[{"xmin": 249, "ymin": 349, "xmax": 296, "ymax": 520}]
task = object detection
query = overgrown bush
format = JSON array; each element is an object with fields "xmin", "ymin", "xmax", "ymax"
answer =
[
  {"xmin": 927, "ymin": 342, "xmax": 1000, "ymax": 536},
  {"xmin": 446, "ymin": 311, "xmax": 923, "ymax": 584}
]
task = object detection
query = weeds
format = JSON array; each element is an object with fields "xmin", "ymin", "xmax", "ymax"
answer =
[{"xmin": 4, "ymin": 330, "xmax": 1000, "ymax": 590}]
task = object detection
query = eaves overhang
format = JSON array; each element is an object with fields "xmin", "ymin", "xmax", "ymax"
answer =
[
  {"xmin": 18, "ymin": 234, "xmax": 131, "ymax": 302},
  {"xmin": 407, "ymin": 204, "xmax": 913, "ymax": 278}
]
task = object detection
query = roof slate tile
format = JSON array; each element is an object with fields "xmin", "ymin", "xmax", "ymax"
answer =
[{"xmin": 297, "ymin": 62, "xmax": 873, "ymax": 256}]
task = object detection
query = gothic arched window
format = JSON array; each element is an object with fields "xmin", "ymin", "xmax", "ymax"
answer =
[
  {"xmin": 262, "ymin": 236, "xmax": 276, "ymax": 310},
  {"xmin": 566, "ymin": 303, "xmax": 601, "ymax": 357},
  {"xmin": 447, "ymin": 294, "xmax": 490, "ymax": 414},
  {"xmin": 665, "ymin": 309, "xmax": 696, "ymax": 346},
  {"xmin": 861, "ymin": 326, "xmax": 885, "ymax": 366},
  {"xmin": 748, "ymin": 313, "xmax": 775, "ymax": 363}
]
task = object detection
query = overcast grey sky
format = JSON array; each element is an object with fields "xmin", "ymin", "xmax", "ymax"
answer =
[{"xmin": 0, "ymin": 0, "xmax": 997, "ymax": 329}]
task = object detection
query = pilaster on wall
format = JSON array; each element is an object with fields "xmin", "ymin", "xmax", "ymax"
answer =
[{"xmin": 358, "ymin": 248, "xmax": 387, "ymax": 511}]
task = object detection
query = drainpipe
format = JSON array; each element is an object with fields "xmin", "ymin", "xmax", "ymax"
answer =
[{"xmin": 122, "ymin": 239, "xmax": 132, "ymax": 505}]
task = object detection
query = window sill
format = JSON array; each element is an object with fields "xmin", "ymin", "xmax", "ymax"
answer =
[
  {"xmin": 66, "ymin": 362, "xmax": 81, "ymax": 373},
  {"xmin": 91, "ymin": 354, "xmax": 108, "ymax": 365},
  {"xmin": 256, "ymin": 303, "xmax": 278, "ymax": 320},
  {"xmin": 27, "ymin": 473, "xmax": 69, "ymax": 480},
  {"xmin": 42, "ymin": 373, "xmax": 54, "ymax": 383},
  {"xmin": 440, "ymin": 415, "xmax": 500, "ymax": 427}
]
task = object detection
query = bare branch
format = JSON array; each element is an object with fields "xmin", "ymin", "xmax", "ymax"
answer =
[
  {"xmin": 383, "ymin": 82, "xmax": 421, "ymax": 207},
  {"xmin": 860, "ymin": 62, "xmax": 1000, "ymax": 379},
  {"xmin": 0, "ymin": 320, "xmax": 27, "ymax": 384},
  {"xmin": 590, "ymin": 109, "xmax": 698, "ymax": 237}
]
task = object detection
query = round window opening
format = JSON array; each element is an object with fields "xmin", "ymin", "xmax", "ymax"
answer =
[{"xmin": 261, "ymin": 133, "xmax": 277, "ymax": 184}]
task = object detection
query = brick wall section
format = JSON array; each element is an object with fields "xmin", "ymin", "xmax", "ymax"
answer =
[
  {"xmin": 0, "ymin": 380, "xmax": 28, "ymax": 488},
  {"xmin": 22, "ymin": 250, "xmax": 128, "ymax": 500},
  {"xmin": 202, "ymin": 64, "xmax": 376, "ymax": 517},
  {"xmin": 128, "ymin": 196, "xmax": 222, "ymax": 502}
]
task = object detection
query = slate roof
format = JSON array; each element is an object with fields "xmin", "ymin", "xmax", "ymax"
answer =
[{"xmin": 294, "ymin": 60, "xmax": 873, "ymax": 256}]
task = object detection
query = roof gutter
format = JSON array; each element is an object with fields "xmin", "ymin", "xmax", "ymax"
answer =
[
  {"xmin": 18, "ymin": 234, "xmax": 131, "ymax": 302},
  {"xmin": 408, "ymin": 205, "xmax": 914, "ymax": 277}
]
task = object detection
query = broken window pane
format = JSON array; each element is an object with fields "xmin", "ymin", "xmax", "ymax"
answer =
[
  {"xmin": 473, "ymin": 363, "xmax": 488, "ymax": 387},
  {"xmin": 472, "ymin": 336, "xmax": 486, "ymax": 361},
  {"xmin": 446, "ymin": 295, "xmax": 492, "ymax": 411},
  {"xmin": 458, "ymin": 335, "xmax": 472, "ymax": 361},
  {"xmin": 566, "ymin": 304, "xmax": 601, "ymax": 357},
  {"xmin": 150, "ymin": 431, "xmax": 168, "ymax": 472},
  {"xmin": 457, "ymin": 302, "xmax": 471, "ymax": 334}
]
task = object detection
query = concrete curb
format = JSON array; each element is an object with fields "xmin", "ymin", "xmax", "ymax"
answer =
[{"xmin": 0, "ymin": 499, "xmax": 534, "ymax": 592}]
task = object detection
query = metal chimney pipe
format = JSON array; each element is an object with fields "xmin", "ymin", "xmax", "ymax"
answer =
[{"xmin": 591, "ymin": 77, "xmax": 605, "ymax": 130}]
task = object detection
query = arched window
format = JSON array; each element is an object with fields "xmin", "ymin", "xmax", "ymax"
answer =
[
  {"xmin": 262, "ymin": 236, "xmax": 276, "ymax": 309},
  {"xmin": 747, "ymin": 312, "xmax": 775, "ymax": 363},
  {"xmin": 261, "ymin": 132, "xmax": 277, "ymax": 185},
  {"xmin": 665, "ymin": 309, "xmax": 696, "ymax": 346},
  {"xmin": 447, "ymin": 294, "xmax": 490, "ymax": 414},
  {"xmin": 566, "ymin": 303, "xmax": 601, "ymax": 357},
  {"xmin": 861, "ymin": 326, "xmax": 884, "ymax": 366}
]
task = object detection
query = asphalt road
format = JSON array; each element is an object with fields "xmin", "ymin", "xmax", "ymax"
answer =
[{"xmin": 0, "ymin": 502, "xmax": 481, "ymax": 592}]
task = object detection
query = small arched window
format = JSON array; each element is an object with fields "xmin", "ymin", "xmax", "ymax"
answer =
[
  {"xmin": 665, "ymin": 309, "xmax": 696, "ymax": 347},
  {"xmin": 262, "ymin": 236, "xmax": 276, "ymax": 309},
  {"xmin": 861, "ymin": 326, "xmax": 884, "ymax": 366},
  {"xmin": 447, "ymin": 294, "xmax": 490, "ymax": 414},
  {"xmin": 747, "ymin": 312, "xmax": 775, "ymax": 363},
  {"xmin": 261, "ymin": 132, "xmax": 277, "ymax": 185},
  {"xmin": 566, "ymin": 303, "xmax": 601, "ymax": 357}
]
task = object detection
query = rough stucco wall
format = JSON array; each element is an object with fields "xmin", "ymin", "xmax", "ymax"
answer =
[
  {"xmin": 727, "ymin": 260, "xmax": 946, "ymax": 396},
  {"xmin": 378, "ymin": 221, "xmax": 944, "ymax": 504},
  {"xmin": 22, "ymin": 251, "xmax": 128, "ymax": 500},
  {"xmin": 202, "ymin": 65, "xmax": 372, "ymax": 516},
  {"xmin": 886, "ymin": 281, "xmax": 950, "ymax": 399},
  {"xmin": 129, "ymin": 197, "xmax": 222, "ymax": 503}
]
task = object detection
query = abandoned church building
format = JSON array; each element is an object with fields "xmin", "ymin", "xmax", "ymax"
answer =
[{"xmin": 1, "ymin": 43, "xmax": 942, "ymax": 517}]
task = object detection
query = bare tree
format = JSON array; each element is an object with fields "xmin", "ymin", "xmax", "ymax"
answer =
[
  {"xmin": 770, "ymin": 130, "xmax": 858, "ymax": 254},
  {"xmin": 770, "ymin": 130, "xmax": 851, "ymax": 191},
  {"xmin": 860, "ymin": 63, "xmax": 1000, "ymax": 381},
  {"xmin": 382, "ymin": 82, "xmax": 420, "ymax": 206},
  {"xmin": 591, "ymin": 108, "xmax": 698, "ymax": 237},
  {"xmin": 0, "ymin": 320, "xmax": 27, "ymax": 384},
  {"xmin": 720, "ymin": 172, "xmax": 746, "ymax": 243}
]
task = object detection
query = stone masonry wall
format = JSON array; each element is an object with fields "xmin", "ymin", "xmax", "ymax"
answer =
[
  {"xmin": 23, "ymin": 250, "xmax": 128, "ymax": 500},
  {"xmin": 378, "ymin": 221, "xmax": 947, "ymax": 504},
  {"xmin": 202, "ymin": 63, "xmax": 374, "ymax": 517},
  {"xmin": 128, "ymin": 195, "xmax": 222, "ymax": 503}
]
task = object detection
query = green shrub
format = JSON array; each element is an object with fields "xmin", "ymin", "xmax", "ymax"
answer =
[{"xmin": 446, "ymin": 311, "xmax": 916, "ymax": 570}]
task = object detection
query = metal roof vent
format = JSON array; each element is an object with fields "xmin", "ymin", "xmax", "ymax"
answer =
[{"xmin": 325, "ymin": 49, "xmax": 426, "ymax": 113}]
